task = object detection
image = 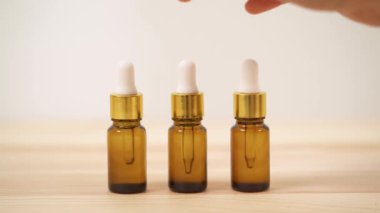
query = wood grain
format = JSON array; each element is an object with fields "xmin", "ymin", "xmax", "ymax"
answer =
[{"xmin": 0, "ymin": 121, "xmax": 379, "ymax": 212}]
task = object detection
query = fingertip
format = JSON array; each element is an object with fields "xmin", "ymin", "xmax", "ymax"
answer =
[
  {"xmin": 245, "ymin": 1, "xmax": 260, "ymax": 14},
  {"xmin": 245, "ymin": 0, "xmax": 283, "ymax": 15}
]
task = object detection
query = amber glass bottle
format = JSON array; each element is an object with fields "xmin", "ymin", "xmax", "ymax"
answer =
[
  {"xmin": 107, "ymin": 63, "xmax": 146, "ymax": 194},
  {"xmin": 231, "ymin": 59, "xmax": 270, "ymax": 192},
  {"xmin": 169, "ymin": 117, "xmax": 207, "ymax": 193},
  {"xmin": 168, "ymin": 60, "xmax": 207, "ymax": 193},
  {"xmin": 108, "ymin": 118, "xmax": 146, "ymax": 193},
  {"xmin": 169, "ymin": 92, "xmax": 207, "ymax": 193},
  {"xmin": 231, "ymin": 116, "xmax": 269, "ymax": 192}
]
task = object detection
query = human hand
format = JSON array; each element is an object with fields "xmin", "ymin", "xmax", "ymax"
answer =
[{"xmin": 179, "ymin": 0, "xmax": 380, "ymax": 26}]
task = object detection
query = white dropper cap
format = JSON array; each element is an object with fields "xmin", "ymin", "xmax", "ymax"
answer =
[
  {"xmin": 239, "ymin": 59, "xmax": 260, "ymax": 93},
  {"xmin": 114, "ymin": 61, "xmax": 138, "ymax": 95},
  {"xmin": 176, "ymin": 60, "xmax": 199, "ymax": 93}
]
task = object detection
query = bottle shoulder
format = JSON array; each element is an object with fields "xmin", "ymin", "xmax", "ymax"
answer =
[
  {"xmin": 169, "ymin": 123, "xmax": 206, "ymax": 132},
  {"xmin": 263, "ymin": 123, "xmax": 270, "ymax": 131},
  {"xmin": 108, "ymin": 123, "xmax": 146, "ymax": 132},
  {"xmin": 108, "ymin": 125, "xmax": 116, "ymax": 131},
  {"xmin": 231, "ymin": 121, "xmax": 269, "ymax": 132}
]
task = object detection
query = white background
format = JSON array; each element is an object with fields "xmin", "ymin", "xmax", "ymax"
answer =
[{"xmin": 1, "ymin": 0, "xmax": 380, "ymax": 124}]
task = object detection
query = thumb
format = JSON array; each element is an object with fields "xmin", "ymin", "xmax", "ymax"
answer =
[{"xmin": 245, "ymin": 0, "xmax": 283, "ymax": 14}]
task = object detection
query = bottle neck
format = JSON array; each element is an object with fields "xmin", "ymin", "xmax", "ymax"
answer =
[
  {"xmin": 112, "ymin": 119, "xmax": 141, "ymax": 128},
  {"xmin": 173, "ymin": 118, "xmax": 202, "ymax": 126},
  {"xmin": 235, "ymin": 117, "xmax": 265, "ymax": 125}
]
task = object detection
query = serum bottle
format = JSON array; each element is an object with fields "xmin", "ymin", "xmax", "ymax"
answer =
[
  {"xmin": 169, "ymin": 60, "xmax": 207, "ymax": 193},
  {"xmin": 231, "ymin": 59, "xmax": 270, "ymax": 192},
  {"xmin": 107, "ymin": 61, "xmax": 146, "ymax": 194}
]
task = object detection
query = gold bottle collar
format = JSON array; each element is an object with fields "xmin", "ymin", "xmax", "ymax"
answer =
[
  {"xmin": 171, "ymin": 92, "xmax": 204, "ymax": 119},
  {"xmin": 234, "ymin": 92, "xmax": 266, "ymax": 119},
  {"xmin": 110, "ymin": 93, "xmax": 143, "ymax": 120}
]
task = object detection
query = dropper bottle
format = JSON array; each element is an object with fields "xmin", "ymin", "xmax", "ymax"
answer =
[
  {"xmin": 107, "ymin": 61, "xmax": 146, "ymax": 194},
  {"xmin": 231, "ymin": 59, "xmax": 270, "ymax": 192},
  {"xmin": 168, "ymin": 60, "xmax": 207, "ymax": 193}
]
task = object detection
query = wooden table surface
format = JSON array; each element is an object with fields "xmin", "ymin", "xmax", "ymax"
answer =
[{"xmin": 0, "ymin": 120, "xmax": 379, "ymax": 212}]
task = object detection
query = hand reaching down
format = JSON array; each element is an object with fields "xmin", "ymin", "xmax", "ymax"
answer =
[{"xmin": 179, "ymin": 0, "xmax": 380, "ymax": 26}]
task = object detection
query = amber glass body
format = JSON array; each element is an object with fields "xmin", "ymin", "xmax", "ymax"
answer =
[
  {"xmin": 107, "ymin": 119, "xmax": 146, "ymax": 194},
  {"xmin": 168, "ymin": 119, "xmax": 207, "ymax": 193},
  {"xmin": 231, "ymin": 118, "xmax": 270, "ymax": 192}
]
